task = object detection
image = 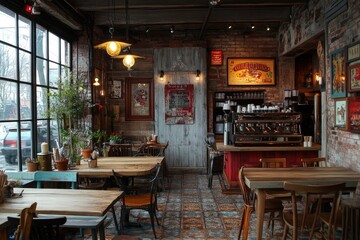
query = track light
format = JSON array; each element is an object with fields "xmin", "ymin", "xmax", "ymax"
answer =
[
  {"xmin": 170, "ymin": 26, "xmax": 174, "ymax": 34},
  {"xmin": 160, "ymin": 70, "xmax": 164, "ymax": 81},
  {"xmin": 196, "ymin": 70, "xmax": 201, "ymax": 81},
  {"xmin": 146, "ymin": 27, "xmax": 150, "ymax": 33},
  {"xmin": 31, "ymin": 2, "xmax": 41, "ymax": 15},
  {"xmin": 227, "ymin": 24, "xmax": 232, "ymax": 29},
  {"xmin": 266, "ymin": 26, "xmax": 270, "ymax": 31},
  {"xmin": 251, "ymin": 24, "xmax": 255, "ymax": 29}
]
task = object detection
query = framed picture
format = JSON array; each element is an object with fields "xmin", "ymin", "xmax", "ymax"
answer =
[
  {"xmin": 348, "ymin": 62, "xmax": 360, "ymax": 92},
  {"xmin": 164, "ymin": 84, "xmax": 194, "ymax": 124},
  {"xmin": 334, "ymin": 98, "xmax": 347, "ymax": 130},
  {"xmin": 347, "ymin": 41, "xmax": 360, "ymax": 62},
  {"xmin": 108, "ymin": 78, "xmax": 123, "ymax": 99},
  {"xmin": 347, "ymin": 96, "xmax": 360, "ymax": 133},
  {"xmin": 125, "ymin": 78, "xmax": 154, "ymax": 121},
  {"xmin": 330, "ymin": 48, "xmax": 347, "ymax": 98},
  {"xmin": 227, "ymin": 58, "xmax": 275, "ymax": 86}
]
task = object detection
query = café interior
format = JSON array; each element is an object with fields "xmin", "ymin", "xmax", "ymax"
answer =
[{"xmin": 0, "ymin": 0, "xmax": 360, "ymax": 239}]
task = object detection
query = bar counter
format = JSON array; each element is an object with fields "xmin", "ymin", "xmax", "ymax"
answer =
[{"xmin": 216, "ymin": 142, "xmax": 321, "ymax": 188}]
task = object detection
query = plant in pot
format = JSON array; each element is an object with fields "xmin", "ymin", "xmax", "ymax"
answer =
[
  {"xmin": 90, "ymin": 129, "xmax": 107, "ymax": 151},
  {"xmin": 25, "ymin": 158, "xmax": 39, "ymax": 172},
  {"xmin": 109, "ymin": 134, "xmax": 123, "ymax": 144},
  {"xmin": 79, "ymin": 129, "xmax": 93, "ymax": 159},
  {"xmin": 48, "ymin": 72, "xmax": 91, "ymax": 165}
]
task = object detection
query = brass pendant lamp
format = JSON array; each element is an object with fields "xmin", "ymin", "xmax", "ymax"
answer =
[{"xmin": 94, "ymin": 0, "xmax": 131, "ymax": 57}]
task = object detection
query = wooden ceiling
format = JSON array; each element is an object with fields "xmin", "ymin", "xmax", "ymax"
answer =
[{"xmin": 39, "ymin": 0, "xmax": 308, "ymax": 39}]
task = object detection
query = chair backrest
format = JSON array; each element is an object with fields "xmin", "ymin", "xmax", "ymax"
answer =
[
  {"xmin": 238, "ymin": 167, "xmax": 253, "ymax": 207},
  {"xmin": 301, "ymin": 157, "xmax": 327, "ymax": 167},
  {"xmin": 8, "ymin": 214, "xmax": 67, "ymax": 240},
  {"xmin": 136, "ymin": 142, "xmax": 168, "ymax": 156},
  {"xmin": 34, "ymin": 171, "xmax": 78, "ymax": 189},
  {"xmin": 260, "ymin": 158, "xmax": 286, "ymax": 168},
  {"xmin": 12, "ymin": 202, "xmax": 37, "ymax": 240},
  {"xmin": 283, "ymin": 181, "xmax": 345, "ymax": 238},
  {"xmin": 108, "ymin": 144, "xmax": 133, "ymax": 156},
  {"xmin": 205, "ymin": 132, "xmax": 218, "ymax": 151}
]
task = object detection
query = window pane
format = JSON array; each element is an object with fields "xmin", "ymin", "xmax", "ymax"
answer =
[
  {"xmin": 0, "ymin": 43, "xmax": 17, "ymax": 79},
  {"xmin": 36, "ymin": 24, "xmax": 47, "ymax": 58},
  {"xmin": 61, "ymin": 39, "xmax": 70, "ymax": 66},
  {"xmin": 49, "ymin": 62, "xmax": 60, "ymax": 87},
  {"xmin": 36, "ymin": 121, "xmax": 58, "ymax": 153},
  {"xmin": 49, "ymin": 33, "xmax": 59, "ymax": 62},
  {"xmin": 0, "ymin": 80, "xmax": 17, "ymax": 120},
  {"xmin": 36, "ymin": 57, "xmax": 47, "ymax": 85},
  {"xmin": 18, "ymin": 16, "xmax": 31, "ymax": 51},
  {"xmin": 0, "ymin": 6, "xmax": 16, "ymax": 45},
  {"xmin": 19, "ymin": 50, "xmax": 31, "ymax": 83},
  {"xmin": 36, "ymin": 86, "xmax": 48, "ymax": 118},
  {"xmin": 20, "ymin": 84, "xmax": 32, "ymax": 120}
]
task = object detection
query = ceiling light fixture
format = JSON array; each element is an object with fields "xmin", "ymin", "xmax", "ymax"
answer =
[
  {"xmin": 251, "ymin": 24, "xmax": 255, "ymax": 29},
  {"xmin": 228, "ymin": 24, "xmax": 232, "ymax": 29},
  {"xmin": 170, "ymin": 26, "xmax": 174, "ymax": 34},
  {"xmin": 209, "ymin": 0, "xmax": 221, "ymax": 6},
  {"xmin": 93, "ymin": 77, "xmax": 100, "ymax": 86},
  {"xmin": 266, "ymin": 26, "xmax": 271, "ymax": 31},
  {"xmin": 94, "ymin": 0, "xmax": 131, "ymax": 57},
  {"xmin": 146, "ymin": 27, "xmax": 150, "ymax": 33}
]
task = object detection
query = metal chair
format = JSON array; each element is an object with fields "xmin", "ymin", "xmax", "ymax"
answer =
[
  {"xmin": 205, "ymin": 133, "xmax": 223, "ymax": 188},
  {"xmin": 108, "ymin": 144, "xmax": 133, "ymax": 156}
]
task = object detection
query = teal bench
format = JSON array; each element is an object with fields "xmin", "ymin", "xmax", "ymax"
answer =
[{"xmin": 34, "ymin": 171, "xmax": 77, "ymax": 189}]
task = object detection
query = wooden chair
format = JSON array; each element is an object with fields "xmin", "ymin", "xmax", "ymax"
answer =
[
  {"xmin": 8, "ymin": 204, "xmax": 67, "ymax": 240},
  {"xmin": 282, "ymin": 181, "xmax": 345, "ymax": 240},
  {"xmin": 108, "ymin": 144, "xmax": 133, "ymax": 156},
  {"xmin": 301, "ymin": 157, "xmax": 327, "ymax": 167},
  {"xmin": 260, "ymin": 158, "xmax": 286, "ymax": 168},
  {"xmin": 238, "ymin": 167, "xmax": 283, "ymax": 240},
  {"xmin": 112, "ymin": 163, "xmax": 161, "ymax": 238}
]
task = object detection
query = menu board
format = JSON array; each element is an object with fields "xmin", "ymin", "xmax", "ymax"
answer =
[{"xmin": 164, "ymin": 84, "xmax": 194, "ymax": 124}]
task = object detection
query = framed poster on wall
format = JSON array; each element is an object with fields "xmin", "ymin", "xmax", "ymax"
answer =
[
  {"xmin": 227, "ymin": 58, "xmax": 275, "ymax": 86},
  {"xmin": 108, "ymin": 78, "xmax": 123, "ymax": 99},
  {"xmin": 125, "ymin": 78, "xmax": 154, "ymax": 121},
  {"xmin": 348, "ymin": 62, "xmax": 360, "ymax": 92},
  {"xmin": 347, "ymin": 96, "xmax": 360, "ymax": 133},
  {"xmin": 334, "ymin": 98, "xmax": 347, "ymax": 130},
  {"xmin": 164, "ymin": 84, "xmax": 194, "ymax": 124},
  {"xmin": 330, "ymin": 48, "xmax": 346, "ymax": 98}
]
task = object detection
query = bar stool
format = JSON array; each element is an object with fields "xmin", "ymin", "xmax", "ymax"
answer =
[
  {"xmin": 205, "ymin": 133, "xmax": 223, "ymax": 189},
  {"xmin": 342, "ymin": 196, "xmax": 360, "ymax": 240}
]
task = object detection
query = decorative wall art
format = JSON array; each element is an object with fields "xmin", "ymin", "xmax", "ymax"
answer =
[
  {"xmin": 334, "ymin": 98, "xmax": 347, "ymax": 130},
  {"xmin": 227, "ymin": 58, "xmax": 275, "ymax": 86},
  {"xmin": 348, "ymin": 62, "xmax": 360, "ymax": 92},
  {"xmin": 125, "ymin": 78, "xmax": 154, "ymax": 121},
  {"xmin": 330, "ymin": 48, "xmax": 346, "ymax": 98},
  {"xmin": 347, "ymin": 41, "xmax": 360, "ymax": 62},
  {"xmin": 108, "ymin": 79, "xmax": 123, "ymax": 99},
  {"xmin": 164, "ymin": 84, "xmax": 194, "ymax": 124},
  {"xmin": 347, "ymin": 97, "xmax": 360, "ymax": 133}
]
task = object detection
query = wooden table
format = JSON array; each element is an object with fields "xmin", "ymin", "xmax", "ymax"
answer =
[
  {"xmin": 243, "ymin": 167, "xmax": 360, "ymax": 240},
  {"xmin": 73, "ymin": 156, "xmax": 164, "ymax": 177}
]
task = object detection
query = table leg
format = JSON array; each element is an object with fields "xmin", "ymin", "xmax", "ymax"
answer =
[{"xmin": 255, "ymin": 189, "xmax": 266, "ymax": 240}]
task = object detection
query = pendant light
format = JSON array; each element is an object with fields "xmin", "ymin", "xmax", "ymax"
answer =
[
  {"xmin": 94, "ymin": 0, "xmax": 131, "ymax": 57},
  {"xmin": 111, "ymin": 0, "xmax": 144, "ymax": 70}
]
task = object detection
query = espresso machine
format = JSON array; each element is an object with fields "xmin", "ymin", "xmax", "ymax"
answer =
[{"xmin": 223, "ymin": 101, "xmax": 235, "ymax": 145}]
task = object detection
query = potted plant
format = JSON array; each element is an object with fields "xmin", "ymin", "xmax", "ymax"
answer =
[
  {"xmin": 48, "ymin": 72, "xmax": 91, "ymax": 165},
  {"xmin": 109, "ymin": 134, "xmax": 123, "ymax": 144},
  {"xmin": 26, "ymin": 158, "xmax": 39, "ymax": 172},
  {"xmin": 90, "ymin": 129, "xmax": 107, "ymax": 149},
  {"xmin": 55, "ymin": 156, "xmax": 69, "ymax": 171}
]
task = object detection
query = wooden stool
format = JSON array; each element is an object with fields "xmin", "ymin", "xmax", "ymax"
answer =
[{"xmin": 342, "ymin": 196, "xmax": 360, "ymax": 240}]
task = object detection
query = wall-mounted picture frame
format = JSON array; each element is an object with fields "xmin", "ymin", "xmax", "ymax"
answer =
[
  {"xmin": 125, "ymin": 78, "xmax": 154, "ymax": 121},
  {"xmin": 334, "ymin": 98, "xmax": 347, "ymax": 130},
  {"xmin": 330, "ymin": 48, "xmax": 347, "ymax": 98},
  {"xmin": 347, "ymin": 96, "xmax": 360, "ymax": 133},
  {"xmin": 347, "ymin": 41, "xmax": 360, "ymax": 63},
  {"xmin": 227, "ymin": 58, "xmax": 275, "ymax": 86},
  {"xmin": 164, "ymin": 84, "xmax": 194, "ymax": 125},
  {"xmin": 348, "ymin": 62, "xmax": 360, "ymax": 92},
  {"xmin": 108, "ymin": 78, "xmax": 123, "ymax": 99}
]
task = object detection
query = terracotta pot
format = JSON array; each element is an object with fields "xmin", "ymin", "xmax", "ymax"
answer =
[
  {"xmin": 81, "ymin": 148, "xmax": 92, "ymax": 159},
  {"xmin": 55, "ymin": 159, "xmax": 69, "ymax": 171},
  {"xmin": 26, "ymin": 162, "xmax": 38, "ymax": 172}
]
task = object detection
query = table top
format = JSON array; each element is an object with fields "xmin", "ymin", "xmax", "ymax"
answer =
[
  {"xmin": 72, "ymin": 156, "xmax": 164, "ymax": 177},
  {"xmin": 0, "ymin": 188, "xmax": 123, "ymax": 216},
  {"xmin": 244, "ymin": 167, "xmax": 360, "ymax": 189}
]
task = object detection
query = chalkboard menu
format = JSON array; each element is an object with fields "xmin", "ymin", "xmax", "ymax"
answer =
[{"xmin": 165, "ymin": 84, "xmax": 194, "ymax": 124}]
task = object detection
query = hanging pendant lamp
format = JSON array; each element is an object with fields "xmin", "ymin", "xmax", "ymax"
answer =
[
  {"xmin": 112, "ymin": 51, "xmax": 145, "ymax": 70},
  {"xmin": 94, "ymin": 27, "xmax": 131, "ymax": 57}
]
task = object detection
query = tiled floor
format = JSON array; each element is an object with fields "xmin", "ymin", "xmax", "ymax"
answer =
[{"xmin": 68, "ymin": 174, "xmax": 284, "ymax": 240}]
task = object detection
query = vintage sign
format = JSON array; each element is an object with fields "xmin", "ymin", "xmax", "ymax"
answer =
[
  {"xmin": 348, "ymin": 97, "xmax": 360, "ymax": 133},
  {"xmin": 227, "ymin": 58, "xmax": 275, "ymax": 86},
  {"xmin": 211, "ymin": 50, "xmax": 223, "ymax": 66},
  {"xmin": 164, "ymin": 84, "xmax": 194, "ymax": 125}
]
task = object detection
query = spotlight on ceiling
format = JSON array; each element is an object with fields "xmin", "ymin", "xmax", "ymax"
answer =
[
  {"xmin": 228, "ymin": 24, "xmax": 232, "ymax": 29},
  {"xmin": 209, "ymin": 0, "xmax": 221, "ymax": 6},
  {"xmin": 146, "ymin": 27, "xmax": 150, "ymax": 33},
  {"xmin": 266, "ymin": 26, "xmax": 271, "ymax": 31},
  {"xmin": 31, "ymin": 2, "xmax": 41, "ymax": 15},
  {"xmin": 170, "ymin": 26, "xmax": 174, "ymax": 34},
  {"xmin": 251, "ymin": 24, "xmax": 255, "ymax": 29}
]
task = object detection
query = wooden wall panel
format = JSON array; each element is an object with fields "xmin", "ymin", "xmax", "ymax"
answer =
[{"xmin": 154, "ymin": 48, "xmax": 207, "ymax": 173}]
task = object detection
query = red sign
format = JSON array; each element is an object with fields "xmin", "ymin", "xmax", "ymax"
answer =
[{"xmin": 211, "ymin": 50, "xmax": 223, "ymax": 66}]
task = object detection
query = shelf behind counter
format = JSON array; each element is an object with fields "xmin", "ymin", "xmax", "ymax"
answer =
[{"xmin": 216, "ymin": 142, "xmax": 321, "ymax": 188}]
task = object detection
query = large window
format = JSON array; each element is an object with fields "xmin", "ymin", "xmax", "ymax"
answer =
[{"xmin": 0, "ymin": 5, "xmax": 70, "ymax": 171}]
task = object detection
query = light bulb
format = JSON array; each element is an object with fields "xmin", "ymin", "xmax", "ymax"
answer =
[
  {"xmin": 106, "ymin": 41, "xmax": 121, "ymax": 56},
  {"xmin": 123, "ymin": 55, "xmax": 135, "ymax": 70}
]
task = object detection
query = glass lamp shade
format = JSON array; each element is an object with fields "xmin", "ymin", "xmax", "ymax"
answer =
[
  {"xmin": 123, "ymin": 55, "xmax": 136, "ymax": 70},
  {"xmin": 106, "ymin": 41, "xmax": 121, "ymax": 56}
]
